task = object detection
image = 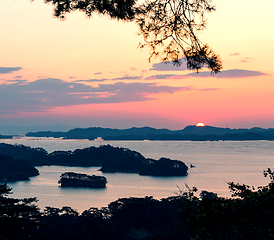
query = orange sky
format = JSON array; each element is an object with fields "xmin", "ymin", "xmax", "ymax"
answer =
[{"xmin": 0, "ymin": 0, "xmax": 273, "ymax": 129}]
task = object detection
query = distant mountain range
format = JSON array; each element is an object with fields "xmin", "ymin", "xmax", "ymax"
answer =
[{"xmin": 25, "ymin": 125, "xmax": 274, "ymax": 141}]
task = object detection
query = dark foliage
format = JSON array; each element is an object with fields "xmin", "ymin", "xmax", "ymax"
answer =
[
  {"xmin": 97, "ymin": 146, "xmax": 188, "ymax": 176},
  {"xmin": 140, "ymin": 157, "xmax": 188, "ymax": 176},
  {"xmin": 0, "ymin": 184, "xmax": 40, "ymax": 240},
  {"xmin": 0, "ymin": 143, "xmax": 188, "ymax": 176},
  {"xmin": 58, "ymin": 172, "xmax": 107, "ymax": 188},
  {"xmin": 44, "ymin": 0, "xmax": 138, "ymax": 20},
  {"xmin": 43, "ymin": 0, "xmax": 222, "ymax": 73},
  {"xmin": 37, "ymin": 195, "xmax": 188, "ymax": 240},
  {"xmin": 179, "ymin": 169, "xmax": 274, "ymax": 240},
  {"xmin": 0, "ymin": 154, "xmax": 39, "ymax": 181},
  {"xmin": 98, "ymin": 145, "xmax": 147, "ymax": 173},
  {"xmin": 136, "ymin": 0, "xmax": 222, "ymax": 73},
  {"xmin": 0, "ymin": 143, "xmax": 48, "ymax": 165}
]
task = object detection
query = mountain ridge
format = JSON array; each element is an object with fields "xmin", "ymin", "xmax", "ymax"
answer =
[{"xmin": 25, "ymin": 125, "xmax": 274, "ymax": 141}]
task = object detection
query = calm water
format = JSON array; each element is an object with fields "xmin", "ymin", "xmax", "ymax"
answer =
[{"xmin": 1, "ymin": 137, "xmax": 274, "ymax": 213}]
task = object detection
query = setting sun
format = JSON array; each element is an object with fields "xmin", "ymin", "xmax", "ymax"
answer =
[{"xmin": 196, "ymin": 122, "xmax": 205, "ymax": 127}]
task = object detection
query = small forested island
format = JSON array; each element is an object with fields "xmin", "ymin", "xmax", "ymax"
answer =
[
  {"xmin": 58, "ymin": 172, "xmax": 107, "ymax": 188},
  {"xmin": 0, "ymin": 143, "xmax": 188, "ymax": 179}
]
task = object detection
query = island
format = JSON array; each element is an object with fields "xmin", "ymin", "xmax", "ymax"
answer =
[
  {"xmin": 139, "ymin": 157, "xmax": 188, "ymax": 176},
  {"xmin": 58, "ymin": 172, "xmax": 107, "ymax": 188},
  {"xmin": 0, "ymin": 143, "xmax": 188, "ymax": 177}
]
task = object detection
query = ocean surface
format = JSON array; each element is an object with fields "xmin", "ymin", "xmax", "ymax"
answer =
[{"xmin": 1, "ymin": 137, "xmax": 273, "ymax": 213}]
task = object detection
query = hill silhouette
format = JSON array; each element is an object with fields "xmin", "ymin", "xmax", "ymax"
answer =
[
  {"xmin": 0, "ymin": 154, "xmax": 39, "ymax": 181},
  {"xmin": 26, "ymin": 125, "xmax": 274, "ymax": 141}
]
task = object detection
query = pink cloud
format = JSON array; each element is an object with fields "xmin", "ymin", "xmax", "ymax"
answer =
[
  {"xmin": 230, "ymin": 53, "xmax": 241, "ymax": 56},
  {"xmin": 146, "ymin": 74, "xmax": 187, "ymax": 80},
  {"xmin": 241, "ymin": 57, "xmax": 252, "ymax": 63},
  {"xmin": 0, "ymin": 78, "xmax": 193, "ymax": 114},
  {"xmin": 146, "ymin": 69, "xmax": 267, "ymax": 79}
]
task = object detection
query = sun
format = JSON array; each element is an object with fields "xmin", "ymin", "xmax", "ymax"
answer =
[{"xmin": 196, "ymin": 122, "xmax": 205, "ymax": 127}]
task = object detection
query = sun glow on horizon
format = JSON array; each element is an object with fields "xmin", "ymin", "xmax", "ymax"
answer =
[{"xmin": 196, "ymin": 122, "xmax": 205, "ymax": 127}]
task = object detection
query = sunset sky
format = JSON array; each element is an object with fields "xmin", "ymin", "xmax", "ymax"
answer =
[{"xmin": 0, "ymin": 0, "xmax": 273, "ymax": 129}]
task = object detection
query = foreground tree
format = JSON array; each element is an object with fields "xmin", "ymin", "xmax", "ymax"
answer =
[
  {"xmin": 44, "ymin": 0, "xmax": 222, "ymax": 73},
  {"xmin": 0, "ymin": 184, "xmax": 40, "ymax": 240},
  {"xmin": 179, "ymin": 169, "xmax": 274, "ymax": 239}
]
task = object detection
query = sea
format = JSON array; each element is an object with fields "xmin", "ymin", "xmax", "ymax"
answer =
[{"xmin": 1, "ymin": 137, "xmax": 273, "ymax": 213}]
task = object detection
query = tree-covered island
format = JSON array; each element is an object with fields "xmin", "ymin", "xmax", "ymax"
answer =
[
  {"xmin": 58, "ymin": 172, "xmax": 107, "ymax": 188},
  {"xmin": 0, "ymin": 143, "xmax": 188, "ymax": 179}
]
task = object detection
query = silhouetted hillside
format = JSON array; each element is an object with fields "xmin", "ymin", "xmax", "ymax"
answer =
[
  {"xmin": 26, "ymin": 125, "xmax": 274, "ymax": 140},
  {"xmin": 26, "ymin": 126, "xmax": 172, "ymax": 139},
  {"xmin": 0, "ymin": 143, "xmax": 48, "ymax": 162},
  {"xmin": 0, "ymin": 154, "xmax": 39, "ymax": 181}
]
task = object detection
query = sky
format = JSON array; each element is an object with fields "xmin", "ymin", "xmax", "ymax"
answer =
[{"xmin": 0, "ymin": 0, "xmax": 274, "ymax": 130}]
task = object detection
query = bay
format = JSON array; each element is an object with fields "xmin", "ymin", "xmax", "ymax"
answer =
[{"xmin": 1, "ymin": 137, "xmax": 273, "ymax": 213}]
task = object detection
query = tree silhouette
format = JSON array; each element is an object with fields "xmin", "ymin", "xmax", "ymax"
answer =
[
  {"xmin": 0, "ymin": 184, "xmax": 40, "ymax": 239},
  {"xmin": 44, "ymin": 0, "xmax": 222, "ymax": 73},
  {"xmin": 58, "ymin": 172, "xmax": 107, "ymax": 187}
]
